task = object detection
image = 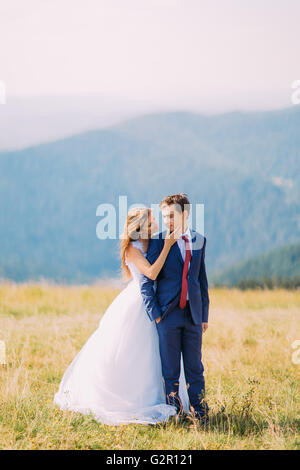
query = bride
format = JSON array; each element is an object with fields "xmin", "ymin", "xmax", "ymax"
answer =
[{"xmin": 54, "ymin": 207, "xmax": 189, "ymax": 425}]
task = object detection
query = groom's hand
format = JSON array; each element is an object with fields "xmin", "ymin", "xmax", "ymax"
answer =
[
  {"xmin": 155, "ymin": 317, "xmax": 161, "ymax": 324},
  {"xmin": 202, "ymin": 322, "xmax": 208, "ymax": 333}
]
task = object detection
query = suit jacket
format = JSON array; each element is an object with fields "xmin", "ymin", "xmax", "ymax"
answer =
[{"xmin": 140, "ymin": 229, "xmax": 209, "ymax": 325}]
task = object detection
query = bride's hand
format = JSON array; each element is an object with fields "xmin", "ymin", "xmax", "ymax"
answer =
[{"xmin": 164, "ymin": 227, "xmax": 182, "ymax": 248}]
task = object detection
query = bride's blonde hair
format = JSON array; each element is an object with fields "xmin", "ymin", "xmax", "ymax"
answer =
[{"xmin": 120, "ymin": 207, "xmax": 151, "ymax": 280}]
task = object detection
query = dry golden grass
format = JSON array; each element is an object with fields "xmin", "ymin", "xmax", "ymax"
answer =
[{"xmin": 0, "ymin": 282, "xmax": 299, "ymax": 450}]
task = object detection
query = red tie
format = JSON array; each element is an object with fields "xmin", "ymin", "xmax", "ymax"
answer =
[{"xmin": 179, "ymin": 235, "xmax": 191, "ymax": 309}]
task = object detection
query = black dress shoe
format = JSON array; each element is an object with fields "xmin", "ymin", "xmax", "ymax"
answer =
[
  {"xmin": 189, "ymin": 402, "xmax": 209, "ymax": 426},
  {"xmin": 197, "ymin": 415, "xmax": 209, "ymax": 427}
]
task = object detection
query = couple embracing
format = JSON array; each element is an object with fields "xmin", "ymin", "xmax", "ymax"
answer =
[{"xmin": 54, "ymin": 193, "xmax": 210, "ymax": 426}]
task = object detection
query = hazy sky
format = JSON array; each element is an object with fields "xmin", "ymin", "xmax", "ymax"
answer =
[{"xmin": 1, "ymin": 0, "xmax": 300, "ymax": 111}]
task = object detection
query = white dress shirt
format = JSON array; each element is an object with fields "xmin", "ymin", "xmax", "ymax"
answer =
[{"xmin": 177, "ymin": 226, "xmax": 192, "ymax": 300}]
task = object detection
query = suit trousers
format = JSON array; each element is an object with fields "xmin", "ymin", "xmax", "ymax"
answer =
[{"xmin": 156, "ymin": 301, "xmax": 208, "ymax": 418}]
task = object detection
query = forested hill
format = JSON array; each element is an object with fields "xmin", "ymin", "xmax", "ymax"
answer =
[{"xmin": 211, "ymin": 241, "xmax": 300, "ymax": 286}]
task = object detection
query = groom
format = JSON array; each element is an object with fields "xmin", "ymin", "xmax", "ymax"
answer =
[{"xmin": 140, "ymin": 193, "xmax": 209, "ymax": 423}]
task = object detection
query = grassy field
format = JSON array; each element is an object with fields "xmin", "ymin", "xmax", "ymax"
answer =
[{"xmin": 0, "ymin": 282, "xmax": 299, "ymax": 450}]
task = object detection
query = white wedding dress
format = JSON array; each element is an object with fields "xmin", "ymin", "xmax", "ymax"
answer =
[{"xmin": 54, "ymin": 240, "xmax": 189, "ymax": 425}]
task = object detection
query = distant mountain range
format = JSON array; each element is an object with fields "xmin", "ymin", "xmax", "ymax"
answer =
[
  {"xmin": 0, "ymin": 93, "xmax": 157, "ymax": 151},
  {"xmin": 0, "ymin": 106, "xmax": 299, "ymax": 283},
  {"xmin": 211, "ymin": 241, "xmax": 300, "ymax": 286}
]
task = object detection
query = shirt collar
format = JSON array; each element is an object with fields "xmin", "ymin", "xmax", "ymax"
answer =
[{"xmin": 181, "ymin": 226, "xmax": 191, "ymax": 239}]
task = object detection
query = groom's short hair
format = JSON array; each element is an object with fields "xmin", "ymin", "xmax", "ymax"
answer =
[{"xmin": 159, "ymin": 193, "xmax": 190, "ymax": 214}]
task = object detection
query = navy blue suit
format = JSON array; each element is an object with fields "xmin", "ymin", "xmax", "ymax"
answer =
[{"xmin": 140, "ymin": 229, "xmax": 209, "ymax": 418}]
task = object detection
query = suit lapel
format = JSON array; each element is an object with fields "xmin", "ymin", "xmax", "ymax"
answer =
[
  {"xmin": 189, "ymin": 229, "xmax": 199, "ymax": 271},
  {"xmin": 161, "ymin": 230, "xmax": 183, "ymax": 266},
  {"xmin": 172, "ymin": 240, "xmax": 184, "ymax": 265}
]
